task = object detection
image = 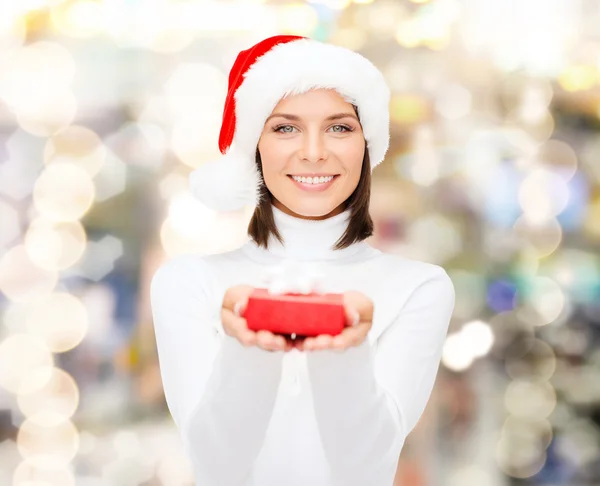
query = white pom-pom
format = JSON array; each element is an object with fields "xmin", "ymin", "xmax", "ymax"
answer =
[{"xmin": 189, "ymin": 146, "xmax": 262, "ymax": 211}]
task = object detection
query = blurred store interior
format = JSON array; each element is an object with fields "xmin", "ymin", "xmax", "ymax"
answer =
[{"xmin": 0, "ymin": 0, "xmax": 600, "ymax": 485}]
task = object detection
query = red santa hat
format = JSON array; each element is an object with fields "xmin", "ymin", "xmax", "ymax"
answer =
[{"xmin": 189, "ymin": 35, "xmax": 391, "ymax": 212}]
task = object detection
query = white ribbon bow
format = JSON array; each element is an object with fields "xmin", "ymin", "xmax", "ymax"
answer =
[{"xmin": 262, "ymin": 259, "xmax": 327, "ymax": 295}]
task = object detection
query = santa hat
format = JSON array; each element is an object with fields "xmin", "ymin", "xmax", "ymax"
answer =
[{"xmin": 189, "ymin": 35, "xmax": 391, "ymax": 212}]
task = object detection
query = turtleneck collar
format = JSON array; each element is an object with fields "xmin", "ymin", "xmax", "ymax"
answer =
[{"xmin": 241, "ymin": 204, "xmax": 375, "ymax": 263}]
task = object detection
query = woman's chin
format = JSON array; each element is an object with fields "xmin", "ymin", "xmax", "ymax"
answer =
[{"xmin": 274, "ymin": 199, "xmax": 343, "ymax": 220}]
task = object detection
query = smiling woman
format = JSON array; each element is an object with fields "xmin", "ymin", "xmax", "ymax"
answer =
[
  {"xmin": 258, "ymin": 89, "xmax": 364, "ymax": 220},
  {"xmin": 151, "ymin": 34, "xmax": 455, "ymax": 486}
]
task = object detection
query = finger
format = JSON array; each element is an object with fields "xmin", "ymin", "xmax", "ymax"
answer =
[
  {"xmin": 303, "ymin": 337, "xmax": 316, "ymax": 351},
  {"xmin": 256, "ymin": 330, "xmax": 283, "ymax": 351},
  {"xmin": 313, "ymin": 334, "xmax": 333, "ymax": 350},
  {"xmin": 343, "ymin": 307, "xmax": 361, "ymax": 327},
  {"xmin": 221, "ymin": 308, "xmax": 256, "ymax": 346},
  {"xmin": 233, "ymin": 298, "xmax": 249, "ymax": 318},
  {"xmin": 222, "ymin": 285, "xmax": 254, "ymax": 311}
]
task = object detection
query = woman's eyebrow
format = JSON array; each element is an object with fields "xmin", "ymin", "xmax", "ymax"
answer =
[{"xmin": 265, "ymin": 112, "xmax": 359, "ymax": 123}]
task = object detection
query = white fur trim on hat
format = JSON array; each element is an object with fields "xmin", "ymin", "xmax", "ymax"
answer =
[{"xmin": 189, "ymin": 145, "xmax": 262, "ymax": 212}]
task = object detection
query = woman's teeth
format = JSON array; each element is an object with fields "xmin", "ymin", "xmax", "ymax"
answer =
[{"xmin": 291, "ymin": 175, "xmax": 335, "ymax": 184}]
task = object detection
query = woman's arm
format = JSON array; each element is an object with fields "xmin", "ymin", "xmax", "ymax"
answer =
[
  {"xmin": 150, "ymin": 256, "xmax": 284, "ymax": 486},
  {"xmin": 306, "ymin": 266, "xmax": 455, "ymax": 485}
]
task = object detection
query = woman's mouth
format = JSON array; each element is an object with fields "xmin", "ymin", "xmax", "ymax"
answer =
[{"xmin": 287, "ymin": 174, "xmax": 339, "ymax": 192}]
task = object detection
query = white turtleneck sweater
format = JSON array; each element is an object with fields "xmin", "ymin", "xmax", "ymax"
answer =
[{"xmin": 150, "ymin": 206, "xmax": 455, "ymax": 486}]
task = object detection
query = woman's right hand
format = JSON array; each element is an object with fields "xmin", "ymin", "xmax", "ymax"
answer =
[{"xmin": 221, "ymin": 285, "xmax": 294, "ymax": 352}]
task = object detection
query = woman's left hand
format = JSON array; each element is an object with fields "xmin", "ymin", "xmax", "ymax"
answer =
[{"xmin": 298, "ymin": 290, "xmax": 374, "ymax": 352}]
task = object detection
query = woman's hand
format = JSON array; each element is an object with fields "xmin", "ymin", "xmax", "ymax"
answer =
[
  {"xmin": 300, "ymin": 290, "xmax": 374, "ymax": 352},
  {"xmin": 221, "ymin": 285, "xmax": 296, "ymax": 352}
]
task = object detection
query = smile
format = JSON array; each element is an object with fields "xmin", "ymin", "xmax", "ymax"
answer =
[{"xmin": 287, "ymin": 174, "xmax": 339, "ymax": 192}]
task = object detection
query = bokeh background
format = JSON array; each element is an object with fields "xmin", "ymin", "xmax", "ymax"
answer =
[{"xmin": 1, "ymin": 0, "xmax": 600, "ymax": 485}]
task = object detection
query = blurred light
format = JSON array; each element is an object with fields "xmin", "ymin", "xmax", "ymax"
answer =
[
  {"xmin": 547, "ymin": 249, "xmax": 600, "ymax": 304},
  {"xmin": 555, "ymin": 419, "xmax": 600, "ymax": 467},
  {"xmin": 520, "ymin": 276, "xmax": 566, "ymax": 326},
  {"xmin": 145, "ymin": 3, "xmax": 197, "ymax": 54},
  {"xmin": 17, "ymin": 418, "xmax": 79, "ymax": 465},
  {"xmin": 518, "ymin": 168, "xmax": 569, "ymax": 224},
  {"xmin": 329, "ymin": 27, "xmax": 368, "ymax": 51},
  {"xmin": 352, "ymin": 0, "xmax": 375, "ymax": 4},
  {"xmin": 156, "ymin": 448, "xmax": 195, "ymax": 486},
  {"xmin": 113, "ymin": 430, "xmax": 141, "ymax": 458},
  {"xmin": 276, "ymin": 4, "xmax": 319, "ymax": 35},
  {"xmin": 513, "ymin": 216, "xmax": 562, "ymax": 258},
  {"xmin": 0, "ymin": 157, "xmax": 38, "ymax": 201},
  {"xmin": 13, "ymin": 458, "xmax": 75, "ymax": 486},
  {"xmin": 461, "ymin": 320, "xmax": 495, "ymax": 358},
  {"xmin": 102, "ymin": 456, "xmax": 155, "ymax": 485},
  {"xmin": 171, "ymin": 116, "xmax": 222, "ymax": 169},
  {"xmin": 44, "ymin": 125, "xmax": 106, "ymax": 178},
  {"xmin": 496, "ymin": 416, "xmax": 549, "ymax": 478},
  {"xmin": 66, "ymin": 235, "xmax": 123, "ymax": 282},
  {"xmin": 309, "ymin": 0, "xmax": 351, "ymax": 9},
  {"xmin": 442, "ymin": 332, "xmax": 474, "ymax": 371},
  {"xmin": 0, "ymin": 200, "xmax": 20, "ymax": 250},
  {"xmin": 77, "ymin": 431, "xmax": 97, "ymax": 456},
  {"xmin": 486, "ymin": 279, "xmax": 518, "ymax": 313},
  {"xmin": 390, "ymin": 94, "xmax": 430, "ymax": 125},
  {"xmin": 447, "ymin": 270, "xmax": 487, "ymax": 320},
  {"xmin": 16, "ymin": 88, "xmax": 78, "ymax": 137},
  {"xmin": 0, "ymin": 12, "xmax": 27, "ymax": 56},
  {"xmin": 584, "ymin": 194, "xmax": 600, "ymax": 240},
  {"xmin": 24, "ymin": 219, "xmax": 87, "ymax": 271},
  {"xmin": 515, "ymin": 84, "xmax": 554, "ymax": 125},
  {"xmin": 538, "ymin": 139, "xmax": 578, "ymax": 181},
  {"xmin": 161, "ymin": 199, "xmax": 250, "ymax": 257},
  {"xmin": 33, "ymin": 163, "xmax": 95, "ymax": 222},
  {"xmin": 558, "ymin": 65, "xmax": 598, "ymax": 92},
  {"xmin": 168, "ymin": 193, "xmax": 217, "ymax": 240},
  {"xmin": 93, "ymin": 150, "xmax": 127, "ymax": 203},
  {"xmin": 0, "ymin": 334, "xmax": 53, "ymax": 394},
  {"xmin": 447, "ymin": 465, "xmax": 492, "ymax": 486},
  {"xmin": 26, "ymin": 292, "xmax": 88, "ymax": 353},
  {"xmin": 0, "ymin": 246, "xmax": 58, "ymax": 303},
  {"xmin": 165, "ymin": 63, "xmax": 227, "ymax": 121},
  {"xmin": 104, "ymin": 122, "xmax": 167, "ymax": 169},
  {"xmin": 159, "ymin": 172, "xmax": 189, "ymax": 200},
  {"xmin": 505, "ymin": 380, "xmax": 556, "ymax": 419},
  {"xmin": 0, "ymin": 41, "xmax": 76, "ymax": 106},
  {"xmin": 50, "ymin": 0, "xmax": 106, "ymax": 39},
  {"xmin": 502, "ymin": 416, "xmax": 553, "ymax": 449},
  {"xmin": 404, "ymin": 214, "xmax": 462, "ymax": 264},
  {"xmin": 442, "ymin": 319, "xmax": 494, "ymax": 371},
  {"xmin": 505, "ymin": 339, "xmax": 556, "ymax": 382},
  {"xmin": 17, "ymin": 367, "xmax": 79, "ymax": 426},
  {"xmin": 408, "ymin": 125, "xmax": 441, "ymax": 186},
  {"xmin": 435, "ymin": 83, "xmax": 472, "ymax": 120},
  {"xmin": 395, "ymin": 21, "xmax": 421, "ymax": 48},
  {"xmin": 1, "ymin": 41, "xmax": 77, "ymax": 136}
]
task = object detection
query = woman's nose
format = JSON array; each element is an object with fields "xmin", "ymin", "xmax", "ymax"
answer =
[{"xmin": 299, "ymin": 131, "xmax": 328, "ymax": 163}]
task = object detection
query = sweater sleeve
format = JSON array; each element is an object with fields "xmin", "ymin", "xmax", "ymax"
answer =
[
  {"xmin": 150, "ymin": 256, "xmax": 284, "ymax": 486},
  {"xmin": 305, "ymin": 267, "xmax": 455, "ymax": 485}
]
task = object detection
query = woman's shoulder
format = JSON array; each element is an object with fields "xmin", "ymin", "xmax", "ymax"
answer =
[
  {"xmin": 151, "ymin": 247, "xmax": 247, "ymax": 290},
  {"xmin": 367, "ymin": 247, "xmax": 450, "ymax": 279}
]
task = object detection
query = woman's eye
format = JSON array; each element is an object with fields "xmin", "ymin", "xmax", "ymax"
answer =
[
  {"xmin": 274, "ymin": 125, "xmax": 297, "ymax": 133},
  {"xmin": 330, "ymin": 124, "xmax": 352, "ymax": 133}
]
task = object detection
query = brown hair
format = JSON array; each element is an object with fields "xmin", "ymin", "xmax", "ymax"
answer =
[{"xmin": 248, "ymin": 147, "xmax": 374, "ymax": 250}]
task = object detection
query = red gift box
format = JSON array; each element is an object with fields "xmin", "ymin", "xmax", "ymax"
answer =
[{"xmin": 244, "ymin": 288, "xmax": 346, "ymax": 337}]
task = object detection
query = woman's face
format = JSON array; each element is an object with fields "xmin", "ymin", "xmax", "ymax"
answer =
[{"xmin": 257, "ymin": 89, "xmax": 365, "ymax": 220}]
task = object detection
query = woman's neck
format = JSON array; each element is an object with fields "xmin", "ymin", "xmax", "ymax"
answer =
[{"xmin": 242, "ymin": 204, "xmax": 371, "ymax": 263}]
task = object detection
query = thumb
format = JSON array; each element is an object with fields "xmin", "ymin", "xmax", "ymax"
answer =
[{"xmin": 344, "ymin": 305, "xmax": 360, "ymax": 327}]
